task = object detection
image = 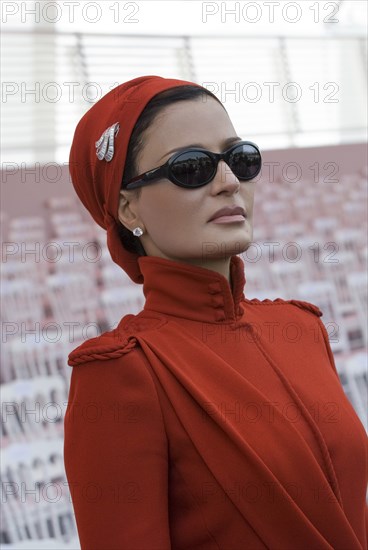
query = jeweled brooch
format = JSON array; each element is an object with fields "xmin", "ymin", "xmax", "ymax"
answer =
[{"xmin": 95, "ymin": 122, "xmax": 120, "ymax": 162}]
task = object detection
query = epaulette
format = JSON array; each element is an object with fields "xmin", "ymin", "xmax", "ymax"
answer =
[
  {"xmin": 68, "ymin": 312, "xmax": 167, "ymax": 367},
  {"xmin": 286, "ymin": 299, "xmax": 323, "ymax": 317},
  {"xmin": 245, "ymin": 297, "xmax": 323, "ymax": 317}
]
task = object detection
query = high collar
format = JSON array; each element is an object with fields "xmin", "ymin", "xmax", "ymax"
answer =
[{"xmin": 137, "ymin": 254, "xmax": 246, "ymax": 323}]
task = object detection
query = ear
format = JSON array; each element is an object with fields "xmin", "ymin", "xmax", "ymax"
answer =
[{"xmin": 118, "ymin": 189, "xmax": 141, "ymax": 230}]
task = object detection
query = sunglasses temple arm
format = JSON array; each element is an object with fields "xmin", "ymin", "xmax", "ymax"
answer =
[
  {"xmin": 123, "ymin": 165, "xmax": 167, "ymax": 190},
  {"xmin": 123, "ymin": 179, "xmax": 153, "ymax": 190}
]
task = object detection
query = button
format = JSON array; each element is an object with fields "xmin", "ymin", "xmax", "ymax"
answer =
[
  {"xmin": 210, "ymin": 295, "xmax": 224, "ymax": 308},
  {"xmin": 214, "ymin": 311, "xmax": 226, "ymax": 321},
  {"xmin": 208, "ymin": 282, "xmax": 221, "ymax": 294}
]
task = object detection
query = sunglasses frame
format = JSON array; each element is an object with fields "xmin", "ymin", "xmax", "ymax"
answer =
[{"xmin": 122, "ymin": 140, "xmax": 262, "ymax": 190}]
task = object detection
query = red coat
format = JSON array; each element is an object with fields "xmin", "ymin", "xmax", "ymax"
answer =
[{"xmin": 64, "ymin": 254, "xmax": 368, "ymax": 549}]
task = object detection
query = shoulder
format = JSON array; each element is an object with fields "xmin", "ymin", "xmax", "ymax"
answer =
[
  {"xmin": 242, "ymin": 297, "xmax": 323, "ymax": 318},
  {"xmin": 67, "ymin": 312, "xmax": 167, "ymax": 367},
  {"xmin": 64, "ymin": 315, "xmax": 169, "ymax": 457},
  {"xmin": 65, "ymin": 313, "xmax": 169, "ymax": 422},
  {"xmin": 284, "ymin": 299, "xmax": 323, "ymax": 317}
]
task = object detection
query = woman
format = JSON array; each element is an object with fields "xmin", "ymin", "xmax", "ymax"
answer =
[{"xmin": 64, "ymin": 75, "xmax": 368, "ymax": 549}]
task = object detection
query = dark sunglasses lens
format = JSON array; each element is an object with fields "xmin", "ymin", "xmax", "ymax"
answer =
[
  {"xmin": 229, "ymin": 144, "xmax": 261, "ymax": 179},
  {"xmin": 170, "ymin": 151, "xmax": 214, "ymax": 186}
]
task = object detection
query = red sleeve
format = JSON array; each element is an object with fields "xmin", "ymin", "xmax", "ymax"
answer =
[{"xmin": 63, "ymin": 349, "xmax": 171, "ymax": 550}]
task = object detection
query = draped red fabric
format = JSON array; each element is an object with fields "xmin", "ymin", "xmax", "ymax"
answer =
[{"xmin": 64, "ymin": 254, "xmax": 368, "ymax": 549}]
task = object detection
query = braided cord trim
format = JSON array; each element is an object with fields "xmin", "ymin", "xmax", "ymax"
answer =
[
  {"xmin": 68, "ymin": 338, "xmax": 137, "ymax": 366},
  {"xmin": 244, "ymin": 297, "xmax": 322, "ymax": 317}
]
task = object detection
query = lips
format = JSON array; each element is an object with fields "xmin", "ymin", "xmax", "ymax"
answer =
[{"xmin": 208, "ymin": 205, "xmax": 246, "ymax": 222}]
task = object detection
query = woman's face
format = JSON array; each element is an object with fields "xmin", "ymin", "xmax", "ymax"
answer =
[{"xmin": 119, "ymin": 96, "xmax": 256, "ymax": 266}]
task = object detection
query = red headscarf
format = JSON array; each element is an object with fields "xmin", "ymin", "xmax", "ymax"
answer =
[{"xmin": 69, "ymin": 75, "xmax": 207, "ymax": 284}]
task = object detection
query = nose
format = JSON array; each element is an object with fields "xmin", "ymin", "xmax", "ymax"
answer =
[{"xmin": 209, "ymin": 159, "xmax": 240, "ymax": 194}]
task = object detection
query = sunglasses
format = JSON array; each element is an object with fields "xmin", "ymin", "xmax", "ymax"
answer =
[{"xmin": 122, "ymin": 140, "xmax": 262, "ymax": 189}]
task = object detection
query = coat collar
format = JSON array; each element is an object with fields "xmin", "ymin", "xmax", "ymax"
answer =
[{"xmin": 137, "ymin": 254, "xmax": 246, "ymax": 323}]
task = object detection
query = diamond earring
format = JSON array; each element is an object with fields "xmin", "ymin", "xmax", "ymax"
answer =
[{"xmin": 132, "ymin": 227, "xmax": 143, "ymax": 237}]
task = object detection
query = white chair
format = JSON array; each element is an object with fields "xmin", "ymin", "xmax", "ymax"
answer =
[
  {"xmin": 48, "ymin": 241, "xmax": 99, "ymax": 282},
  {"xmin": 1, "ymin": 375, "xmax": 67, "ymax": 446},
  {"xmin": 339, "ymin": 351, "xmax": 368, "ymax": 432},
  {"xmin": 318, "ymin": 250, "xmax": 358, "ymax": 314},
  {"xmin": 51, "ymin": 221, "xmax": 96, "ymax": 242},
  {"xmin": 8, "ymin": 216, "xmax": 46, "ymax": 233},
  {"xmin": 50, "ymin": 213, "xmax": 84, "ymax": 227},
  {"xmin": 357, "ymin": 245, "xmax": 367, "ymax": 271},
  {"xmin": 0, "ymin": 537, "xmax": 80, "ymax": 549},
  {"xmin": 334, "ymin": 228, "xmax": 366, "ymax": 258},
  {"xmin": 261, "ymin": 201, "xmax": 288, "ymax": 226},
  {"xmin": 341, "ymin": 202, "xmax": 367, "ymax": 226},
  {"xmin": 320, "ymin": 190, "xmax": 341, "ymax": 202},
  {"xmin": 101, "ymin": 286, "xmax": 145, "ymax": 331},
  {"xmin": 4, "ymin": 335, "xmax": 72, "ymax": 384},
  {"xmin": 312, "ymin": 216, "xmax": 339, "ymax": 239},
  {"xmin": 1, "ymin": 255, "xmax": 49, "ymax": 286},
  {"xmin": 269, "ymin": 260, "xmax": 308, "ymax": 300},
  {"xmin": 293, "ymin": 196, "xmax": 315, "ymax": 220},
  {"xmin": 7, "ymin": 218, "xmax": 47, "ymax": 277},
  {"xmin": 242, "ymin": 256, "xmax": 276, "ymax": 295},
  {"xmin": 1, "ymin": 260, "xmax": 30, "ymax": 282},
  {"xmin": 43, "ymin": 196, "xmax": 79, "ymax": 211},
  {"xmin": 1, "ymin": 279, "xmax": 44, "ymax": 329},
  {"xmin": 45, "ymin": 272, "xmax": 101, "ymax": 333},
  {"xmin": 297, "ymin": 280, "xmax": 350, "ymax": 354},
  {"xmin": 100, "ymin": 262, "xmax": 133, "ymax": 289},
  {"xmin": 291, "ymin": 235, "xmax": 327, "ymax": 282},
  {"xmin": 347, "ymin": 272, "xmax": 368, "ymax": 348},
  {"xmin": 1, "ymin": 439, "xmax": 77, "ymax": 546},
  {"xmin": 273, "ymin": 222, "xmax": 306, "ymax": 240},
  {"xmin": 92, "ymin": 228, "xmax": 118, "ymax": 271}
]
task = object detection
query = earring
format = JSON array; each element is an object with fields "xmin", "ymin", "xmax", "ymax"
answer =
[{"xmin": 132, "ymin": 227, "xmax": 143, "ymax": 237}]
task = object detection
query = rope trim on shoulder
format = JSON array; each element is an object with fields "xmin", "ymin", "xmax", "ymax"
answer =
[
  {"xmin": 67, "ymin": 314, "xmax": 168, "ymax": 367},
  {"xmin": 287, "ymin": 299, "xmax": 323, "ymax": 317},
  {"xmin": 68, "ymin": 338, "xmax": 138, "ymax": 366},
  {"xmin": 244, "ymin": 297, "xmax": 323, "ymax": 317}
]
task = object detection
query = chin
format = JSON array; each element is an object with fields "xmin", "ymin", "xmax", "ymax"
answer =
[
  {"xmin": 209, "ymin": 226, "xmax": 252, "ymax": 252},
  {"xmin": 198, "ymin": 238, "xmax": 250, "ymax": 260},
  {"xmin": 228, "ymin": 240, "xmax": 251, "ymax": 256}
]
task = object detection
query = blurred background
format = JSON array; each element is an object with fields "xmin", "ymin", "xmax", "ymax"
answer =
[{"xmin": 1, "ymin": 1, "xmax": 367, "ymax": 548}]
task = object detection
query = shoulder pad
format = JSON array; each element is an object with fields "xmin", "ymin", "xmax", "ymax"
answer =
[
  {"xmin": 68, "ymin": 312, "xmax": 167, "ymax": 367},
  {"xmin": 243, "ymin": 296, "xmax": 322, "ymax": 317},
  {"xmin": 286, "ymin": 299, "xmax": 323, "ymax": 317}
]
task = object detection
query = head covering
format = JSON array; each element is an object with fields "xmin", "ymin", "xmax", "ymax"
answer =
[{"xmin": 69, "ymin": 75, "xmax": 209, "ymax": 284}]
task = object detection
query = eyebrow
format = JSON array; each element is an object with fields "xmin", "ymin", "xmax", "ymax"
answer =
[{"xmin": 158, "ymin": 136, "xmax": 242, "ymax": 162}]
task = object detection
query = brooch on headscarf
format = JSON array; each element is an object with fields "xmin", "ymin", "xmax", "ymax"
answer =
[{"xmin": 95, "ymin": 122, "xmax": 120, "ymax": 162}]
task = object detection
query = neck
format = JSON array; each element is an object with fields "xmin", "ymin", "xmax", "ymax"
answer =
[{"xmin": 145, "ymin": 254, "xmax": 232, "ymax": 285}]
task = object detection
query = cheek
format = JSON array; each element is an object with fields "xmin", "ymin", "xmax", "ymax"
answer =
[
  {"xmin": 139, "ymin": 187, "xmax": 204, "ymax": 233},
  {"xmin": 138, "ymin": 189, "xmax": 180, "ymax": 237}
]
